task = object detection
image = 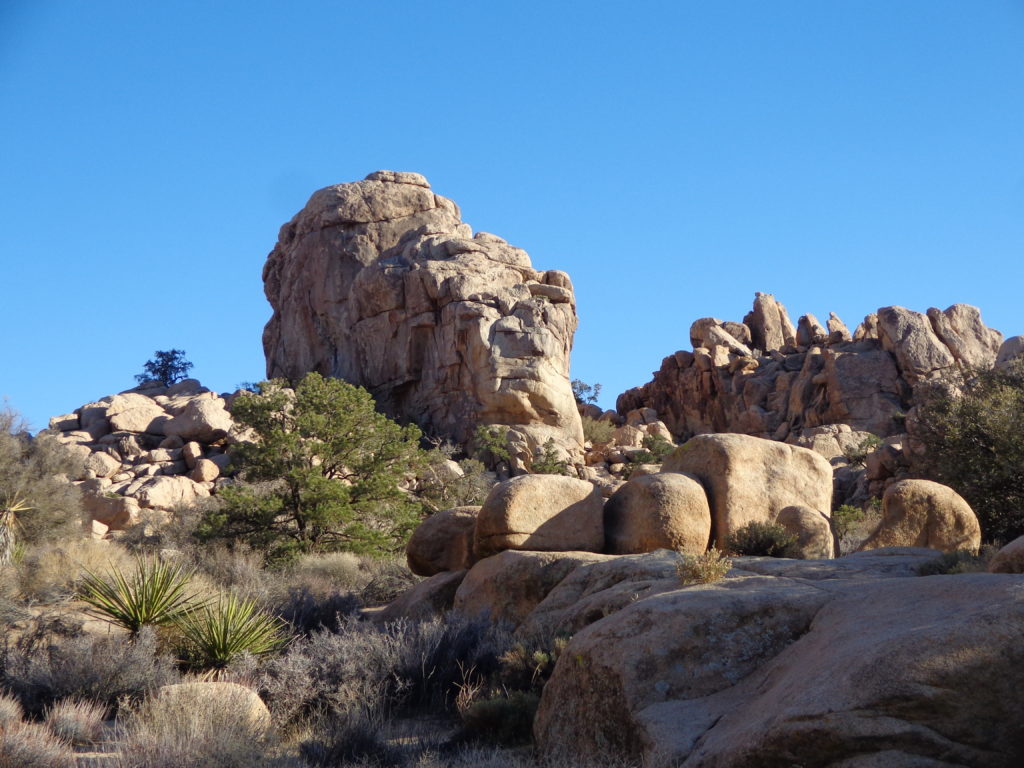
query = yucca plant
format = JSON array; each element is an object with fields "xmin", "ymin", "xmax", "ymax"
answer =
[
  {"xmin": 0, "ymin": 493, "xmax": 30, "ymax": 565},
  {"xmin": 79, "ymin": 557, "xmax": 201, "ymax": 635},
  {"xmin": 176, "ymin": 593, "xmax": 289, "ymax": 671}
]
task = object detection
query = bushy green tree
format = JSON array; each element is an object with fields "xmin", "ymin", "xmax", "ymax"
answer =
[
  {"xmin": 911, "ymin": 360, "xmax": 1024, "ymax": 543},
  {"xmin": 197, "ymin": 373, "xmax": 426, "ymax": 559},
  {"xmin": 135, "ymin": 349, "xmax": 193, "ymax": 387}
]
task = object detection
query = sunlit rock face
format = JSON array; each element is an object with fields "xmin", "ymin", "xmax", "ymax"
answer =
[{"xmin": 262, "ymin": 170, "xmax": 583, "ymax": 467}]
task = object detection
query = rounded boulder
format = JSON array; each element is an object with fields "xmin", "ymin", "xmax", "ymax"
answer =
[{"xmin": 603, "ymin": 472, "xmax": 711, "ymax": 555}]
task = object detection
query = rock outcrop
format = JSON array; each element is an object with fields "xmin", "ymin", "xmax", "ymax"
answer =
[
  {"xmin": 262, "ymin": 171, "xmax": 584, "ymax": 468},
  {"xmin": 858, "ymin": 478, "xmax": 982, "ymax": 553},
  {"xmin": 46, "ymin": 379, "xmax": 235, "ymax": 533},
  {"xmin": 532, "ymin": 552, "xmax": 1024, "ymax": 766},
  {"xmin": 618, "ymin": 294, "xmax": 1002, "ymax": 446},
  {"xmin": 662, "ymin": 433, "xmax": 833, "ymax": 544},
  {"xmin": 473, "ymin": 474, "xmax": 604, "ymax": 558}
]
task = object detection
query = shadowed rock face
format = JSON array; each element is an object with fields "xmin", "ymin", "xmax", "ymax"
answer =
[{"xmin": 262, "ymin": 171, "xmax": 583, "ymax": 464}]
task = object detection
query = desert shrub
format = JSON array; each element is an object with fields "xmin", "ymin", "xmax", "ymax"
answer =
[
  {"xmin": 300, "ymin": 711, "xmax": 400, "ymax": 767},
  {"xmin": 419, "ymin": 454, "xmax": 493, "ymax": 511},
  {"xmin": 581, "ymin": 415, "xmax": 614, "ymax": 445},
  {"xmin": 1, "ymin": 628, "xmax": 178, "ymax": 717},
  {"xmin": 530, "ymin": 439, "xmax": 570, "ymax": 476},
  {"xmin": 271, "ymin": 586, "xmax": 360, "ymax": 634},
  {"xmin": 917, "ymin": 548, "xmax": 994, "ymax": 576},
  {"xmin": 114, "ymin": 681, "xmax": 286, "ymax": 768},
  {"xmin": 911, "ymin": 360, "xmax": 1024, "ymax": 542},
  {"xmin": 79, "ymin": 557, "xmax": 200, "ymax": 635},
  {"xmin": 843, "ymin": 434, "xmax": 883, "ymax": 467},
  {"xmin": 676, "ymin": 549, "xmax": 732, "ymax": 585},
  {"xmin": 626, "ymin": 434, "xmax": 675, "ymax": 467},
  {"xmin": 0, "ymin": 409, "xmax": 81, "ymax": 552},
  {"xmin": 43, "ymin": 698, "xmax": 105, "ymax": 745},
  {"xmin": 0, "ymin": 692, "xmax": 22, "ymax": 724},
  {"xmin": 0, "ymin": 719, "xmax": 75, "ymax": 768},
  {"xmin": 184, "ymin": 542, "xmax": 270, "ymax": 601},
  {"xmin": 198, "ymin": 373, "xmax": 427, "ymax": 559},
  {"xmin": 831, "ymin": 504, "xmax": 865, "ymax": 543},
  {"xmin": 473, "ymin": 424, "xmax": 512, "ymax": 469},
  {"xmin": 461, "ymin": 690, "xmax": 539, "ymax": 747},
  {"xmin": 257, "ymin": 615, "xmax": 510, "ymax": 726},
  {"xmin": 358, "ymin": 557, "xmax": 419, "ymax": 606},
  {"xmin": 725, "ymin": 521, "xmax": 800, "ymax": 558},
  {"xmin": 176, "ymin": 593, "xmax": 289, "ymax": 672}
]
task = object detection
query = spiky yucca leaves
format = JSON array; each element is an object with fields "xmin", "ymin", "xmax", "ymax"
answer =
[
  {"xmin": 79, "ymin": 557, "xmax": 200, "ymax": 635},
  {"xmin": 0, "ymin": 493, "xmax": 30, "ymax": 565},
  {"xmin": 177, "ymin": 593, "xmax": 288, "ymax": 671}
]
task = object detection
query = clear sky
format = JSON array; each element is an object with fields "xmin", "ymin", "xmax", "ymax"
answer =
[{"xmin": 2, "ymin": 1, "xmax": 1022, "ymax": 432}]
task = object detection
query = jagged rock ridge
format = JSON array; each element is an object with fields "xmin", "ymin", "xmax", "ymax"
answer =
[
  {"xmin": 618, "ymin": 292, "xmax": 1004, "ymax": 445},
  {"xmin": 262, "ymin": 170, "xmax": 583, "ymax": 468}
]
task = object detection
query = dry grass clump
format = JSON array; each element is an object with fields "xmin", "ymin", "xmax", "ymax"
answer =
[
  {"xmin": 113, "ymin": 682, "xmax": 292, "ymax": 768},
  {"xmin": 676, "ymin": 548, "xmax": 732, "ymax": 585},
  {"xmin": 16, "ymin": 537, "xmax": 135, "ymax": 603},
  {"xmin": 43, "ymin": 697, "xmax": 105, "ymax": 745},
  {"xmin": 0, "ymin": 692, "xmax": 23, "ymax": 725},
  {"xmin": 0, "ymin": 718, "xmax": 75, "ymax": 768}
]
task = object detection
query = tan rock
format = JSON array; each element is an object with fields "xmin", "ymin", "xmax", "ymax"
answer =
[
  {"xmin": 133, "ymin": 475, "xmax": 210, "ymax": 511},
  {"xmin": 105, "ymin": 393, "xmax": 169, "ymax": 434},
  {"xmin": 373, "ymin": 570, "xmax": 466, "ymax": 624},
  {"xmin": 775, "ymin": 505, "xmax": 834, "ymax": 559},
  {"xmin": 181, "ymin": 441, "xmax": 203, "ymax": 469},
  {"xmin": 744, "ymin": 292, "xmax": 797, "ymax": 352},
  {"xmin": 826, "ymin": 312, "xmax": 852, "ymax": 342},
  {"xmin": 474, "ymin": 475, "xmax": 604, "ymax": 557},
  {"xmin": 858, "ymin": 479, "xmax": 981, "ymax": 553},
  {"xmin": 926, "ymin": 303, "xmax": 1002, "ymax": 369},
  {"xmin": 988, "ymin": 535, "xmax": 1024, "ymax": 573},
  {"xmin": 405, "ymin": 506, "xmax": 479, "ymax": 576},
  {"xmin": 796, "ymin": 313, "xmax": 827, "ymax": 347},
  {"xmin": 453, "ymin": 549, "xmax": 611, "ymax": 626},
  {"xmin": 996, "ymin": 335, "xmax": 1024, "ymax": 369},
  {"xmin": 49, "ymin": 413, "xmax": 79, "ymax": 431},
  {"xmin": 662, "ymin": 434, "xmax": 832, "ymax": 544},
  {"xmin": 163, "ymin": 398, "xmax": 233, "ymax": 443},
  {"xmin": 876, "ymin": 305, "xmax": 955, "ymax": 384},
  {"xmin": 85, "ymin": 450, "xmax": 122, "ymax": 479},
  {"xmin": 534, "ymin": 570, "xmax": 1024, "ymax": 766},
  {"xmin": 81, "ymin": 493, "xmax": 141, "ymax": 530},
  {"xmin": 188, "ymin": 458, "xmax": 220, "ymax": 483},
  {"xmin": 603, "ymin": 473, "xmax": 711, "ymax": 555},
  {"xmin": 262, "ymin": 171, "xmax": 584, "ymax": 463}
]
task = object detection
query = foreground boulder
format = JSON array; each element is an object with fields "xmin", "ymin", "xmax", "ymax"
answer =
[
  {"xmin": 534, "ymin": 561, "xmax": 1024, "ymax": 766},
  {"xmin": 474, "ymin": 474, "xmax": 604, "ymax": 558},
  {"xmin": 603, "ymin": 473, "xmax": 711, "ymax": 555},
  {"xmin": 858, "ymin": 479, "xmax": 981, "ymax": 554},
  {"xmin": 989, "ymin": 535, "xmax": 1024, "ymax": 574},
  {"xmin": 453, "ymin": 549, "xmax": 611, "ymax": 626},
  {"xmin": 405, "ymin": 506, "xmax": 479, "ymax": 576},
  {"xmin": 775, "ymin": 504, "xmax": 834, "ymax": 559},
  {"xmin": 662, "ymin": 434, "xmax": 832, "ymax": 543},
  {"xmin": 261, "ymin": 170, "xmax": 584, "ymax": 465}
]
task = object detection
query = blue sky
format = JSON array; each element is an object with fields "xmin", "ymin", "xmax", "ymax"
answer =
[{"xmin": 2, "ymin": 1, "xmax": 1023, "ymax": 431}]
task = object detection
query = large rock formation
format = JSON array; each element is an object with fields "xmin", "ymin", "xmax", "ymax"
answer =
[
  {"xmin": 618, "ymin": 294, "xmax": 1003, "ymax": 445},
  {"xmin": 262, "ymin": 171, "xmax": 584, "ymax": 466},
  {"xmin": 532, "ymin": 552, "xmax": 1024, "ymax": 766}
]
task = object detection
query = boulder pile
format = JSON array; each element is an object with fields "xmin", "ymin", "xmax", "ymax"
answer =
[
  {"xmin": 618, "ymin": 293, "xmax": 1016, "ymax": 506},
  {"xmin": 45, "ymin": 379, "xmax": 237, "ymax": 537},
  {"xmin": 262, "ymin": 170, "xmax": 584, "ymax": 471}
]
